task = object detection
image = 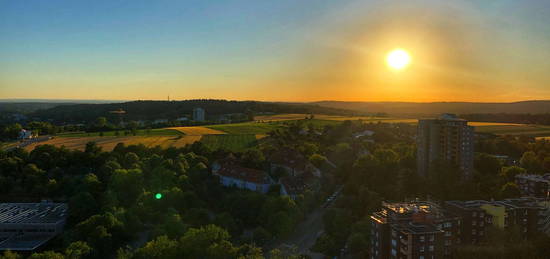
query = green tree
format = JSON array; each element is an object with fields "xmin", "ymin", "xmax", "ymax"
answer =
[
  {"xmin": 348, "ymin": 233, "xmax": 369, "ymax": 256},
  {"xmin": 501, "ymin": 166, "xmax": 526, "ymax": 183},
  {"xmin": 178, "ymin": 225, "xmax": 238, "ymax": 258},
  {"xmin": 0, "ymin": 250, "xmax": 22, "ymax": 259},
  {"xmin": 96, "ymin": 117, "xmax": 108, "ymax": 128},
  {"xmin": 520, "ymin": 151, "xmax": 542, "ymax": 174},
  {"xmin": 28, "ymin": 251, "xmax": 64, "ymax": 259},
  {"xmin": 311, "ymin": 233, "xmax": 338, "ymax": 256},
  {"xmin": 65, "ymin": 241, "xmax": 93, "ymax": 259},
  {"xmin": 134, "ymin": 235, "xmax": 178, "ymax": 259},
  {"xmin": 501, "ymin": 182, "xmax": 521, "ymax": 198}
]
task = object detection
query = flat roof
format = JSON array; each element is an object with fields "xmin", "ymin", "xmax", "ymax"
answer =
[
  {"xmin": 0, "ymin": 234, "xmax": 55, "ymax": 251},
  {"xmin": 0, "ymin": 202, "xmax": 67, "ymax": 225}
]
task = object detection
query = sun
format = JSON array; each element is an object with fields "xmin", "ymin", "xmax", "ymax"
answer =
[{"xmin": 386, "ymin": 49, "xmax": 411, "ymax": 70}]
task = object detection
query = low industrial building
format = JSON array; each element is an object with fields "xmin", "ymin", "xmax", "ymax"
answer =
[{"xmin": 0, "ymin": 202, "xmax": 68, "ymax": 251}]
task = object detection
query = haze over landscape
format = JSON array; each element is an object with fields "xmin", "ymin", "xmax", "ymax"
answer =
[
  {"xmin": 2, "ymin": 1, "xmax": 550, "ymax": 259},
  {"xmin": 2, "ymin": 0, "xmax": 550, "ymax": 102}
]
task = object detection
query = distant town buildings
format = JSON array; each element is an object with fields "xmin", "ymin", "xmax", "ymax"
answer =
[
  {"xmin": 18, "ymin": 129, "xmax": 34, "ymax": 140},
  {"xmin": 515, "ymin": 174, "xmax": 550, "ymax": 198},
  {"xmin": 0, "ymin": 202, "xmax": 68, "ymax": 251},
  {"xmin": 192, "ymin": 107, "xmax": 205, "ymax": 122},
  {"xmin": 417, "ymin": 113, "xmax": 474, "ymax": 178},
  {"xmin": 370, "ymin": 198, "xmax": 550, "ymax": 259},
  {"xmin": 212, "ymin": 160, "xmax": 273, "ymax": 194}
]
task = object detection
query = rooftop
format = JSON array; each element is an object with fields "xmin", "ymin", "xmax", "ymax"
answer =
[
  {"xmin": 392, "ymin": 221, "xmax": 443, "ymax": 234},
  {"xmin": 516, "ymin": 174, "xmax": 550, "ymax": 182},
  {"xmin": 0, "ymin": 202, "xmax": 67, "ymax": 225},
  {"xmin": 215, "ymin": 162, "xmax": 271, "ymax": 185}
]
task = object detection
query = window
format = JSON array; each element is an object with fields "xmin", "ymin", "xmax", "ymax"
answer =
[
  {"xmin": 429, "ymin": 235, "xmax": 434, "ymax": 242},
  {"xmin": 472, "ymin": 220, "xmax": 476, "ymax": 226},
  {"xmin": 420, "ymin": 256, "xmax": 425, "ymax": 259},
  {"xmin": 391, "ymin": 249, "xmax": 397, "ymax": 256},
  {"xmin": 420, "ymin": 246, "xmax": 425, "ymax": 252},
  {"xmin": 420, "ymin": 235, "xmax": 425, "ymax": 242},
  {"xmin": 392, "ymin": 239, "xmax": 397, "ymax": 247},
  {"xmin": 429, "ymin": 245, "xmax": 434, "ymax": 251},
  {"xmin": 472, "ymin": 229, "xmax": 477, "ymax": 235},
  {"xmin": 445, "ymin": 231, "xmax": 452, "ymax": 237},
  {"xmin": 472, "ymin": 211, "xmax": 477, "ymax": 217}
]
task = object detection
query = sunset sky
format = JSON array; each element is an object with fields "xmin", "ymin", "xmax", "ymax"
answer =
[{"xmin": 1, "ymin": 0, "xmax": 550, "ymax": 102}]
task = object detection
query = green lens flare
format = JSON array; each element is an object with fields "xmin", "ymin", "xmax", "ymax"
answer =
[{"xmin": 155, "ymin": 193, "xmax": 162, "ymax": 199}]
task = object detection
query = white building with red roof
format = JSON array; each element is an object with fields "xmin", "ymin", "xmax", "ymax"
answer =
[{"xmin": 212, "ymin": 160, "xmax": 273, "ymax": 194}]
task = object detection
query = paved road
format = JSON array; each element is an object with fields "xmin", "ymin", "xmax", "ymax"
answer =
[{"xmin": 268, "ymin": 186, "xmax": 343, "ymax": 258}]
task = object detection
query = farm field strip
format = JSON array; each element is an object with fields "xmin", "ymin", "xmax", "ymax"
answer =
[
  {"xmin": 167, "ymin": 126, "xmax": 226, "ymax": 135},
  {"xmin": 22, "ymin": 136, "xmax": 203, "ymax": 151},
  {"xmin": 57, "ymin": 128, "xmax": 181, "ymax": 137},
  {"xmin": 200, "ymin": 134, "xmax": 258, "ymax": 152},
  {"xmin": 206, "ymin": 122, "xmax": 284, "ymax": 135}
]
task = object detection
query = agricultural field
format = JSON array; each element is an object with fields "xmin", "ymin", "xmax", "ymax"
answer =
[
  {"xmin": 200, "ymin": 134, "xmax": 258, "ymax": 152},
  {"xmin": 474, "ymin": 124, "xmax": 550, "ymax": 137},
  {"xmin": 255, "ymin": 113, "xmax": 400, "ymax": 122},
  {"xmin": 167, "ymin": 126, "xmax": 226, "ymax": 135},
  {"xmin": 22, "ymin": 135, "xmax": 201, "ymax": 151},
  {"xmin": 206, "ymin": 121, "xmax": 285, "ymax": 135},
  {"xmin": 56, "ymin": 128, "xmax": 181, "ymax": 137}
]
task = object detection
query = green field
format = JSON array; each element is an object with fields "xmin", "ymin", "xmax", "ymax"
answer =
[
  {"xmin": 206, "ymin": 122, "xmax": 285, "ymax": 135},
  {"xmin": 200, "ymin": 134, "xmax": 259, "ymax": 151},
  {"xmin": 56, "ymin": 128, "xmax": 182, "ymax": 137},
  {"xmin": 474, "ymin": 124, "xmax": 550, "ymax": 137}
]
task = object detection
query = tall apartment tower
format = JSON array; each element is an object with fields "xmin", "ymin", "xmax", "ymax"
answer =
[
  {"xmin": 192, "ymin": 107, "xmax": 205, "ymax": 122},
  {"xmin": 417, "ymin": 114, "xmax": 474, "ymax": 179}
]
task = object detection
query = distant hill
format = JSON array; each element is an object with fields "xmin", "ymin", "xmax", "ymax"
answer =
[
  {"xmin": 0, "ymin": 99, "xmax": 123, "ymax": 113},
  {"xmin": 311, "ymin": 100, "xmax": 550, "ymax": 116},
  {"xmin": 0, "ymin": 102, "xmax": 78, "ymax": 113},
  {"xmin": 29, "ymin": 99, "xmax": 356, "ymax": 123}
]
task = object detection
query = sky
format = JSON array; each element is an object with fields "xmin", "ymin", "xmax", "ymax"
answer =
[{"xmin": 1, "ymin": 0, "xmax": 550, "ymax": 102}]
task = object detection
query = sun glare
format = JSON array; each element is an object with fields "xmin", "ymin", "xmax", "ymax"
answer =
[{"xmin": 386, "ymin": 49, "xmax": 411, "ymax": 70}]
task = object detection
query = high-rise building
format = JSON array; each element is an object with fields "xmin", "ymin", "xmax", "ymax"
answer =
[
  {"xmin": 192, "ymin": 107, "xmax": 205, "ymax": 122},
  {"xmin": 417, "ymin": 114, "xmax": 474, "ymax": 178}
]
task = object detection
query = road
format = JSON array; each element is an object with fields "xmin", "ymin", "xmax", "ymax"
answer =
[
  {"xmin": 4, "ymin": 136, "xmax": 52, "ymax": 151},
  {"xmin": 267, "ymin": 186, "xmax": 343, "ymax": 258}
]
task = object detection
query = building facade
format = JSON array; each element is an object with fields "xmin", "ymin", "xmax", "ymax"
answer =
[
  {"xmin": 515, "ymin": 174, "xmax": 550, "ymax": 198},
  {"xmin": 192, "ymin": 107, "xmax": 205, "ymax": 122},
  {"xmin": 370, "ymin": 198, "xmax": 550, "ymax": 259},
  {"xmin": 212, "ymin": 160, "xmax": 273, "ymax": 193},
  {"xmin": 370, "ymin": 201, "xmax": 461, "ymax": 259},
  {"xmin": 417, "ymin": 114, "xmax": 474, "ymax": 178}
]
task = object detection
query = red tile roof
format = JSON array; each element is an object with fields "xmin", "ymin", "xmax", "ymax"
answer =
[{"xmin": 216, "ymin": 163, "xmax": 271, "ymax": 185}]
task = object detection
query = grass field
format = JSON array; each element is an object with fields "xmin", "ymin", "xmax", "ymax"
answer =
[
  {"xmin": 206, "ymin": 122, "xmax": 285, "ymax": 135},
  {"xmin": 167, "ymin": 126, "xmax": 226, "ymax": 135},
  {"xmin": 200, "ymin": 134, "xmax": 258, "ymax": 152},
  {"xmin": 474, "ymin": 124, "xmax": 550, "ymax": 137},
  {"xmin": 57, "ymin": 128, "xmax": 181, "ymax": 137},
  {"xmin": 23, "ymin": 135, "xmax": 202, "ymax": 151},
  {"xmin": 255, "ymin": 114, "xmax": 397, "ymax": 122}
]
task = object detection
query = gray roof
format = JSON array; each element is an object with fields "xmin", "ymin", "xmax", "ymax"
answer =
[{"xmin": 0, "ymin": 203, "xmax": 67, "ymax": 225}]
